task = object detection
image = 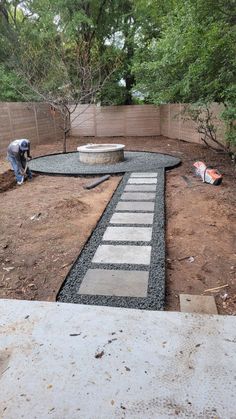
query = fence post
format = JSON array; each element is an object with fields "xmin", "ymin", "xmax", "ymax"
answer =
[
  {"xmin": 124, "ymin": 106, "xmax": 126, "ymax": 136},
  {"xmin": 168, "ymin": 104, "xmax": 171, "ymax": 137},
  {"xmin": 93, "ymin": 105, "xmax": 97, "ymax": 136},
  {"xmin": 33, "ymin": 104, "xmax": 40, "ymax": 145},
  {"xmin": 178, "ymin": 103, "xmax": 181, "ymax": 140},
  {"xmin": 160, "ymin": 105, "xmax": 163, "ymax": 135},
  {"xmin": 7, "ymin": 103, "xmax": 14, "ymax": 139},
  {"xmin": 52, "ymin": 109, "xmax": 58, "ymax": 142}
]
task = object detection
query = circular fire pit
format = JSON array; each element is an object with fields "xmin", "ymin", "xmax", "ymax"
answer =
[{"xmin": 77, "ymin": 144, "xmax": 125, "ymax": 165}]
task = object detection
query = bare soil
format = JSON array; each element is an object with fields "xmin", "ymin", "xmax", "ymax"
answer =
[{"xmin": 0, "ymin": 136, "xmax": 235, "ymax": 314}]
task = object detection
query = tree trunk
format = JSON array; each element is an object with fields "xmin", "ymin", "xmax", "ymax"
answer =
[
  {"xmin": 123, "ymin": 2, "xmax": 135, "ymax": 105},
  {"xmin": 124, "ymin": 73, "xmax": 135, "ymax": 105},
  {"xmin": 62, "ymin": 111, "xmax": 71, "ymax": 153},
  {"xmin": 63, "ymin": 130, "xmax": 67, "ymax": 153}
]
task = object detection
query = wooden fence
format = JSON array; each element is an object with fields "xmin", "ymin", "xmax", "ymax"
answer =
[
  {"xmin": 0, "ymin": 102, "xmax": 62, "ymax": 153},
  {"xmin": 71, "ymin": 103, "xmax": 225, "ymax": 145},
  {"xmin": 71, "ymin": 104, "xmax": 161, "ymax": 137},
  {"xmin": 0, "ymin": 102, "xmax": 226, "ymax": 154},
  {"xmin": 160, "ymin": 103, "xmax": 225, "ymax": 145}
]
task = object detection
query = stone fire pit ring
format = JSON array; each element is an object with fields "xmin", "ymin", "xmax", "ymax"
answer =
[{"xmin": 77, "ymin": 144, "xmax": 125, "ymax": 165}]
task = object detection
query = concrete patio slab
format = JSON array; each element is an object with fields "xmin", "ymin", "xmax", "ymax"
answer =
[
  {"xmin": 92, "ymin": 244, "xmax": 151, "ymax": 265},
  {"xmin": 180, "ymin": 294, "xmax": 218, "ymax": 315},
  {"xmin": 121, "ymin": 192, "xmax": 156, "ymax": 201},
  {"xmin": 0, "ymin": 299, "xmax": 235, "ymax": 419},
  {"xmin": 124, "ymin": 184, "xmax": 157, "ymax": 192},
  {"xmin": 130, "ymin": 173, "xmax": 157, "ymax": 177},
  {"xmin": 103, "ymin": 226, "xmax": 152, "ymax": 242},
  {"xmin": 128, "ymin": 178, "xmax": 157, "ymax": 184},
  {"xmin": 116, "ymin": 201, "xmax": 155, "ymax": 212},
  {"xmin": 110, "ymin": 212, "xmax": 154, "ymax": 225},
  {"xmin": 78, "ymin": 269, "xmax": 149, "ymax": 297}
]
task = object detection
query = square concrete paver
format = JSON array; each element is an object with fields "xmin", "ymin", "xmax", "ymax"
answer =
[
  {"xmin": 121, "ymin": 192, "xmax": 156, "ymax": 201},
  {"xmin": 130, "ymin": 173, "xmax": 157, "ymax": 178},
  {"xmin": 103, "ymin": 226, "xmax": 152, "ymax": 242},
  {"xmin": 179, "ymin": 294, "xmax": 218, "ymax": 315},
  {"xmin": 116, "ymin": 201, "xmax": 155, "ymax": 212},
  {"xmin": 128, "ymin": 178, "xmax": 157, "ymax": 184},
  {"xmin": 92, "ymin": 244, "xmax": 151, "ymax": 265},
  {"xmin": 78, "ymin": 269, "xmax": 149, "ymax": 297},
  {"xmin": 124, "ymin": 185, "xmax": 157, "ymax": 192},
  {"xmin": 110, "ymin": 212, "xmax": 154, "ymax": 225}
]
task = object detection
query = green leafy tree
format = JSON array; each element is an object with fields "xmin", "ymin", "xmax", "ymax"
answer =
[
  {"xmin": 0, "ymin": 65, "xmax": 38, "ymax": 101},
  {"xmin": 0, "ymin": 0, "xmax": 120, "ymax": 150},
  {"xmin": 134, "ymin": 0, "xmax": 236, "ymax": 102},
  {"xmin": 133, "ymin": 0, "xmax": 236, "ymax": 145},
  {"xmin": 1, "ymin": 0, "xmax": 235, "ymax": 146}
]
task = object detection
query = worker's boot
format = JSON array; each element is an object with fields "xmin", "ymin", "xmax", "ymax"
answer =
[{"xmin": 17, "ymin": 176, "xmax": 24, "ymax": 185}]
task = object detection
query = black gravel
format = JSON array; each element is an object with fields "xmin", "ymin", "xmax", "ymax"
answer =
[
  {"xmin": 57, "ymin": 169, "xmax": 166, "ymax": 310},
  {"xmin": 29, "ymin": 151, "xmax": 180, "ymax": 175}
]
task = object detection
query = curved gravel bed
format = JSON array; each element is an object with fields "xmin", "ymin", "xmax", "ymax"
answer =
[{"xmin": 29, "ymin": 151, "xmax": 180, "ymax": 175}]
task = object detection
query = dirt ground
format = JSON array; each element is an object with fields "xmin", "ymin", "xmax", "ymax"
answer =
[{"xmin": 0, "ymin": 136, "xmax": 235, "ymax": 314}]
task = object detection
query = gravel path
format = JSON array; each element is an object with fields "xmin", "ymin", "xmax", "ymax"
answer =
[{"xmin": 57, "ymin": 170, "xmax": 165, "ymax": 310}]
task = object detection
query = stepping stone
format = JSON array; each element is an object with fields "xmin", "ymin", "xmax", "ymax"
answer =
[
  {"xmin": 125, "ymin": 184, "xmax": 157, "ymax": 192},
  {"xmin": 103, "ymin": 226, "xmax": 152, "ymax": 242},
  {"xmin": 116, "ymin": 201, "xmax": 155, "ymax": 212},
  {"xmin": 179, "ymin": 294, "xmax": 218, "ymax": 315},
  {"xmin": 128, "ymin": 178, "xmax": 157, "ymax": 184},
  {"xmin": 92, "ymin": 244, "xmax": 151, "ymax": 265},
  {"xmin": 110, "ymin": 212, "xmax": 154, "ymax": 225},
  {"xmin": 130, "ymin": 173, "xmax": 157, "ymax": 178},
  {"xmin": 78, "ymin": 269, "xmax": 149, "ymax": 297},
  {"xmin": 121, "ymin": 192, "xmax": 156, "ymax": 201}
]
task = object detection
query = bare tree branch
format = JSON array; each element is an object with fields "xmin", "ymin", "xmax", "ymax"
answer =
[{"xmin": 183, "ymin": 103, "xmax": 227, "ymax": 152}]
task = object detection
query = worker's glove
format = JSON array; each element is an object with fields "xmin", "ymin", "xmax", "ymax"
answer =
[{"xmin": 28, "ymin": 155, "xmax": 32, "ymax": 160}]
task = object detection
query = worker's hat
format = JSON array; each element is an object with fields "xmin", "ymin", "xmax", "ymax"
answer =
[{"xmin": 19, "ymin": 140, "xmax": 29, "ymax": 151}]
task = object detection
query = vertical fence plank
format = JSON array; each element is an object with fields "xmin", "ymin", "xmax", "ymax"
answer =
[
  {"xmin": 178, "ymin": 103, "xmax": 181, "ymax": 140},
  {"xmin": 7, "ymin": 103, "xmax": 14, "ymax": 139},
  {"xmin": 33, "ymin": 104, "xmax": 40, "ymax": 145},
  {"xmin": 93, "ymin": 105, "xmax": 97, "ymax": 137},
  {"xmin": 52, "ymin": 112, "xmax": 58, "ymax": 143}
]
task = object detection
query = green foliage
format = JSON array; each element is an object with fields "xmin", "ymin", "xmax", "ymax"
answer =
[
  {"xmin": 99, "ymin": 82, "xmax": 127, "ymax": 106},
  {"xmin": 0, "ymin": 65, "xmax": 38, "ymax": 101},
  {"xmin": 132, "ymin": 0, "xmax": 236, "ymax": 145},
  {"xmin": 133, "ymin": 0, "xmax": 236, "ymax": 105},
  {"xmin": 221, "ymin": 104, "xmax": 236, "ymax": 146},
  {"xmin": 0, "ymin": 0, "xmax": 235, "ymax": 148},
  {"xmin": 0, "ymin": 0, "xmax": 122, "ymax": 104}
]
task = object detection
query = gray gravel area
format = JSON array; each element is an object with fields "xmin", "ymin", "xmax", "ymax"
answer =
[
  {"xmin": 29, "ymin": 151, "xmax": 180, "ymax": 175},
  {"xmin": 57, "ymin": 169, "xmax": 165, "ymax": 310}
]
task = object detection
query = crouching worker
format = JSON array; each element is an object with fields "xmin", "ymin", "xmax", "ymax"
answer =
[{"xmin": 7, "ymin": 139, "xmax": 33, "ymax": 185}]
